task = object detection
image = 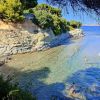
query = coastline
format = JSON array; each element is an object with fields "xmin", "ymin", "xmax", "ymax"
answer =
[
  {"xmin": 82, "ymin": 24, "xmax": 100, "ymax": 27},
  {"xmin": 0, "ymin": 20, "xmax": 83, "ymax": 57}
]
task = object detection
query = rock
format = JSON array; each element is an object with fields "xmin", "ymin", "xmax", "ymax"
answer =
[
  {"xmin": 0, "ymin": 60, "xmax": 5, "ymax": 66},
  {"xmin": 6, "ymin": 56, "xmax": 12, "ymax": 60},
  {"xmin": 69, "ymin": 29, "xmax": 84, "ymax": 39}
]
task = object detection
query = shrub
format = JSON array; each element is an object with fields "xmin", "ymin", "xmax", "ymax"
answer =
[
  {"xmin": 0, "ymin": 76, "xmax": 36, "ymax": 100},
  {"xmin": 17, "ymin": 15, "xmax": 25, "ymax": 22},
  {"xmin": 33, "ymin": 10, "xmax": 53, "ymax": 29},
  {"xmin": 69, "ymin": 20, "xmax": 82, "ymax": 28},
  {"xmin": 51, "ymin": 15, "xmax": 67, "ymax": 35}
]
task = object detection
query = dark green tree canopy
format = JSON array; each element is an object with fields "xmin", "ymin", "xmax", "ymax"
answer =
[
  {"xmin": 0, "ymin": 0, "xmax": 24, "ymax": 22},
  {"xmin": 20, "ymin": 0, "xmax": 38, "ymax": 9},
  {"xmin": 34, "ymin": 4, "xmax": 62, "ymax": 17},
  {"xmin": 0, "ymin": 0, "xmax": 38, "ymax": 22},
  {"xmin": 46, "ymin": 0, "xmax": 100, "ymax": 15}
]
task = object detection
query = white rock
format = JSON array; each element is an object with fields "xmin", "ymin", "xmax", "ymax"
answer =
[{"xmin": 69, "ymin": 29, "xmax": 84, "ymax": 38}]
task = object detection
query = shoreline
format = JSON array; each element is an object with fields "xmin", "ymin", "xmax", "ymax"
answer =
[{"xmin": 82, "ymin": 25, "xmax": 100, "ymax": 27}]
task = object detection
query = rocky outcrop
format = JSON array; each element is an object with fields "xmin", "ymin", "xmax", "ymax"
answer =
[
  {"xmin": 69, "ymin": 29, "xmax": 84, "ymax": 39},
  {"xmin": 0, "ymin": 20, "xmax": 55, "ymax": 55}
]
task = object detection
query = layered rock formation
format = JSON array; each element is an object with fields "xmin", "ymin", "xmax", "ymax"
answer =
[{"xmin": 0, "ymin": 20, "xmax": 55, "ymax": 55}]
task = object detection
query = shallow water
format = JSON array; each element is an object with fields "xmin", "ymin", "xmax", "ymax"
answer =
[{"xmin": 1, "ymin": 26, "xmax": 100, "ymax": 100}]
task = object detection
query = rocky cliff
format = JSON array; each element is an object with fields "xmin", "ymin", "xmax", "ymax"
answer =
[
  {"xmin": 0, "ymin": 20, "xmax": 83, "ymax": 56},
  {"xmin": 0, "ymin": 20, "xmax": 55, "ymax": 56}
]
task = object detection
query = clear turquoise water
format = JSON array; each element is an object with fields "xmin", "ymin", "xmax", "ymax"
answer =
[{"xmin": 18, "ymin": 26, "xmax": 100, "ymax": 100}]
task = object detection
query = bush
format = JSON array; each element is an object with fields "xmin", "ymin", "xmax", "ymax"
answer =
[
  {"xmin": 69, "ymin": 20, "xmax": 82, "ymax": 28},
  {"xmin": 17, "ymin": 15, "xmax": 25, "ymax": 22},
  {"xmin": 33, "ymin": 10, "xmax": 53, "ymax": 29},
  {"xmin": 51, "ymin": 15, "xmax": 67, "ymax": 35},
  {"xmin": 0, "ymin": 76, "xmax": 36, "ymax": 100}
]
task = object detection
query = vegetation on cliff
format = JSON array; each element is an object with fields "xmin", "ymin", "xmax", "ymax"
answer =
[
  {"xmin": 0, "ymin": 1, "xmax": 82, "ymax": 35},
  {"xmin": 30, "ymin": 4, "xmax": 82, "ymax": 35},
  {"xmin": 69, "ymin": 20, "xmax": 82, "ymax": 28},
  {"xmin": 31, "ymin": 4, "xmax": 67, "ymax": 35}
]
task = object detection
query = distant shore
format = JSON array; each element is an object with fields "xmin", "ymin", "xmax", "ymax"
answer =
[{"xmin": 82, "ymin": 24, "xmax": 100, "ymax": 26}]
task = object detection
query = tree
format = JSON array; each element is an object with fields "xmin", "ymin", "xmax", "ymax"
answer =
[
  {"xmin": 34, "ymin": 4, "xmax": 62, "ymax": 17},
  {"xmin": 20, "ymin": 0, "xmax": 38, "ymax": 9},
  {"xmin": 46, "ymin": 0, "xmax": 100, "ymax": 16},
  {"xmin": 0, "ymin": 0, "xmax": 24, "ymax": 22}
]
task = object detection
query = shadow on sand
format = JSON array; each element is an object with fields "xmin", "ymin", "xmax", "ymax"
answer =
[{"xmin": 0, "ymin": 64, "xmax": 73, "ymax": 100}]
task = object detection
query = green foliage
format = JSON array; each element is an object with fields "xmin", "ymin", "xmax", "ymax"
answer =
[
  {"xmin": 51, "ymin": 15, "xmax": 67, "ymax": 35},
  {"xmin": 0, "ymin": 0, "xmax": 38, "ymax": 22},
  {"xmin": 33, "ymin": 10, "xmax": 53, "ymax": 29},
  {"xmin": 69, "ymin": 20, "xmax": 82, "ymax": 28},
  {"xmin": 32, "ymin": 4, "xmax": 68, "ymax": 35},
  {"xmin": 68, "ymin": 26, "xmax": 75, "ymax": 31},
  {"xmin": 0, "ymin": 76, "xmax": 36, "ymax": 100},
  {"xmin": 0, "ymin": 0, "xmax": 24, "ymax": 22},
  {"xmin": 20, "ymin": 0, "xmax": 38, "ymax": 9},
  {"xmin": 17, "ymin": 15, "xmax": 25, "ymax": 22},
  {"xmin": 34, "ymin": 4, "xmax": 62, "ymax": 17}
]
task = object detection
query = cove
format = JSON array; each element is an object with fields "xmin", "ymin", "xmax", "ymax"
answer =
[{"xmin": 1, "ymin": 26, "xmax": 100, "ymax": 100}]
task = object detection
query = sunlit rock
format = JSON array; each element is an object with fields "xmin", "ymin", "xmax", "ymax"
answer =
[{"xmin": 69, "ymin": 29, "xmax": 84, "ymax": 38}]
